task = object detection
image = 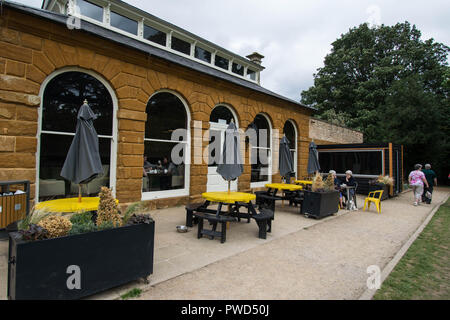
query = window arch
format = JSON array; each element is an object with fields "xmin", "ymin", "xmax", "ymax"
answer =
[
  {"xmin": 250, "ymin": 113, "xmax": 272, "ymax": 186},
  {"xmin": 283, "ymin": 120, "xmax": 298, "ymax": 179},
  {"xmin": 37, "ymin": 69, "xmax": 117, "ymax": 201},
  {"xmin": 142, "ymin": 90, "xmax": 190, "ymax": 199}
]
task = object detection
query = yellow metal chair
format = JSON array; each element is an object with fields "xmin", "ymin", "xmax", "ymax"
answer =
[{"xmin": 363, "ymin": 190, "xmax": 384, "ymax": 214}]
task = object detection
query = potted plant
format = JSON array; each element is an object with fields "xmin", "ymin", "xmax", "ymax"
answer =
[
  {"xmin": 301, "ymin": 173, "xmax": 339, "ymax": 219},
  {"xmin": 7, "ymin": 187, "xmax": 155, "ymax": 300},
  {"xmin": 368, "ymin": 175, "xmax": 393, "ymax": 200}
]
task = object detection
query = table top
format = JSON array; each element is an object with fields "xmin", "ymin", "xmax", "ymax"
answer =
[
  {"xmin": 265, "ymin": 183, "xmax": 303, "ymax": 191},
  {"xmin": 202, "ymin": 192, "xmax": 256, "ymax": 204},
  {"xmin": 35, "ymin": 197, "xmax": 119, "ymax": 213},
  {"xmin": 295, "ymin": 180, "xmax": 313, "ymax": 185}
]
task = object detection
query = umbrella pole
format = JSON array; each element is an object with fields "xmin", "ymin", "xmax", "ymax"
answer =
[
  {"xmin": 228, "ymin": 180, "xmax": 230, "ymax": 194},
  {"xmin": 78, "ymin": 184, "xmax": 82, "ymax": 203}
]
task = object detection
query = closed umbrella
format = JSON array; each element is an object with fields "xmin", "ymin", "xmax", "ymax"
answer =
[
  {"xmin": 216, "ymin": 121, "xmax": 243, "ymax": 193},
  {"xmin": 307, "ymin": 141, "xmax": 321, "ymax": 174},
  {"xmin": 60, "ymin": 100, "xmax": 103, "ymax": 202},
  {"xmin": 279, "ymin": 136, "xmax": 294, "ymax": 182}
]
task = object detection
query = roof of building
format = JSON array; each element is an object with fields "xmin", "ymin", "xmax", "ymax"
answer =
[{"xmin": 4, "ymin": 1, "xmax": 316, "ymax": 111}]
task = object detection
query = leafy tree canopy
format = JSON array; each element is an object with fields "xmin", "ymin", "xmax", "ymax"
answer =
[{"xmin": 301, "ymin": 22, "xmax": 449, "ymax": 182}]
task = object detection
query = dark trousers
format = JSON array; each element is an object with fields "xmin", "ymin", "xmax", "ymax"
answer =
[{"xmin": 422, "ymin": 185, "xmax": 433, "ymax": 204}]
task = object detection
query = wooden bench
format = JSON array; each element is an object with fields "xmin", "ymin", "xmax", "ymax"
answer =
[
  {"xmin": 255, "ymin": 193, "xmax": 280, "ymax": 213},
  {"xmin": 185, "ymin": 202, "xmax": 204, "ymax": 227},
  {"xmin": 252, "ymin": 209, "xmax": 274, "ymax": 239},
  {"xmin": 193, "ymin": 212, "xmax": 237, "ymax": 243}
]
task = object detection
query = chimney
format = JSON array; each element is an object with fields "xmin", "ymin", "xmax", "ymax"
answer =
[{"xmin": 246, "ymin": 52, "xmax": 264, "ymax": 65}]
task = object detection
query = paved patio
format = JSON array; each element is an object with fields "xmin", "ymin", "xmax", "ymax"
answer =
[{"xmin": 1, "ymin": 188, "xmax": 448, "ymax": 300}]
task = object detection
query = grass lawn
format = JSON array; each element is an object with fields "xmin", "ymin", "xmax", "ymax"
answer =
[{"xmin": 374, "ymin": 197, "xmax": 450, "ymax": 300}]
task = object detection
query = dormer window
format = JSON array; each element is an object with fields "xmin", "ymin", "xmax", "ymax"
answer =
[
  {"xmin": 144, "ymin": 24, "xmax": 166, "ymax": 46},
  {"xmin": 215, "ymin": 55, "xmax": 229, "ymax": 70},
  {"xmin": 232, "ymin": 62, "xmax": 244, "ymax": 76},
  {"xmin": 110, "ymin": 11, "xmax": 138, "ymax": 35},
  {"xmin": 247, "ymin": 68, "xmax": 256, "ymax": 81},
  {"xmin": 171, "ymin": 36, "xmax": 191, "ymax": 55},
  {"xmin": 195, "ymin": 46, "xmax": 211, "ymax": 63},
  {"xmin": 78, "ymin": 0, "xmax": 103, "ymax": 22}
]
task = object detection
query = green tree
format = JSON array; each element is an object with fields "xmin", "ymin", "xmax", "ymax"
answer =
[{"xmin": 301, "ymin": 22, "xmax": 450, "ymax": 182}]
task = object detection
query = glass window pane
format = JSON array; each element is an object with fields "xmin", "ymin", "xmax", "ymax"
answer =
[
  {"xmin": 215, "ymin": 55, "xmax": 229, "ymax": 70},
  {"xmin": 195, "ymin": 46, "xmax": 211, "ymax": 63},
  {"xmin": 171, "ymin": 36, "xmax": 191, "ymax": 55},
  {"xmin": 254, "ymin": 114, "xmax": 270, "ymax": 148},
  {"xmin": 144, "ymin": 24, "xmax": 166, "ymax": 46},
  {"xmin": 39, "ymin": 134, "xmax": 111, "ymax": 200},
  {"xmin": 318, "ymin": 151, "xmax": 382, "ymax": 175},
  {"xmin": 232, "ymin": 62, "xmax": 244, "ymax": 76},
  {"xmin": 142, "ymin": 141, "xmax": 185, "ymax": 192},
  {"xmin": 110, "ymin": 11, "xmax": 138, "ymax": 35},
  {"xmin": 78, "ymin": 0, "xmax": 103, "ymax": 22},
  {"xmin": 247, "ymin": 68, "xmax": 256, "ymax": 80},
  {"xmin": 42, "ymin": 71, "xmax": 113, "ymax": 136},
  {"xmin": 145, "ymin": 92, "xmax": 187, "ymax": 141},
  {"xmin": 251, "ymin": 149, "xmax": 270, "ymax": 182},
  {"xmin": 210, "ymin": 105, "xmax": 235, "ymax": 124},
  {"xmin": 283, "ymin": 121, "xmax": 296, "ymax": 150}
]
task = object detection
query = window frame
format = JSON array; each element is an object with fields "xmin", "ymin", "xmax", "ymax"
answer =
[
  {"xmin": 250, "ymin": 113, "xmax": 272, "ymax": 188},
  {"xmin": 36, "ymin": 67, "xmax": 118, "ymax": 201},
  {"xmin": 141, "ymin": 90, "xmax": 191, "ymax": 201},
  {"xmin": 284, "ymin": 120, "xmax": 298, "ymax": 179}
]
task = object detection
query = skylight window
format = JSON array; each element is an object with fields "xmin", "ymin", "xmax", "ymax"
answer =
[
  {"xmin": 144, "ymin": 24, "xmax": 167, "ymax": 46},
  {"xmin": 78, "ymin": 0, "xmax": 103, "ymax": 22},
  {"xmin": 110, "ymin": 11, "xmax": 138, "ymax": 35},
  {"xmin": 171, "ymin": 36, "xmax": 191, "ymax": 55},
  {"xmin": 215, "ymin": 55, "xmax": 229, "ymax": 70},
  {"xmin": 195, "ymin": 46, "xmax": 211, "ymax": 63}
]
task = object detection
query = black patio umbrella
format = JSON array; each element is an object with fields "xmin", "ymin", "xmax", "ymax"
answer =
[
  {"xmin": 307, "ymin": 141, "xmax": 321, "ymax": 174},
  {"xmin": 279, "ymin": 136, "xmax": 294, "ymax": 182},
  {"xmin": 216, "ymin": 121, "xmax": 244, "ymax": 193},
  {"xmin": 60, "ymin": 100, "xmax": 103, "ymax": 202}
]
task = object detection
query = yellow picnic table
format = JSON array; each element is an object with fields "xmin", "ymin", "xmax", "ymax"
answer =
[
  {"xmin": 265, "ymin": 183, "xmax": 303, "ymax": 191},
  {"xmin": 294, "ymin": 180, "xmax": 313, "ymax": 186},
  {"xmin": 201, "ymin": 191, "xmax": 256, "ymax": 204},
  {"xmin": 35, "ymin": 197, "xmax": 119, "ymax": 213}
]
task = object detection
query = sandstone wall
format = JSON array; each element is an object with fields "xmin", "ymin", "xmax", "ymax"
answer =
[
  {"xmin": 0, "ymin": 7, "xmax": 313, "ymax": 207},
  {"xmin": 309, "ymin": 118, "xmax": 363, "ymax": 145}
]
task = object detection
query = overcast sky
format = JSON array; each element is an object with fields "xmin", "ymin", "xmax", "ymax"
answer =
[{"xmin": 15, "ymin": 0, "xmax": 450, "ymax": 101}]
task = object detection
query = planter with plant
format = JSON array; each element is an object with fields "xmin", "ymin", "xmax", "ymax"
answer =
[
  {"xmin": 368, "ymin": 175, "xmax": 393, "ymax": 200},
  {"xmin": 7, "ymin": 187, "xmax": 155, "ymax": 300},
  {"xmin": 300, "ymin": 172, "xmax": 339, "ymax": 219}
]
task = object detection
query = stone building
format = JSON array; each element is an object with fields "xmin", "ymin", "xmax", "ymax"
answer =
[{"xmin": 0, "ymin": 0, "xmax": 357, "ymax": 208}]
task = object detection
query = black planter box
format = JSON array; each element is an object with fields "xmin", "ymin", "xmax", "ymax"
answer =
[
  {"xmin": 300, "ymin": 190, "xmax": 339, "ymax": 219},
  {"xmin": 8, "ymin": 221, "xmax": 155, "ymax": 300},
  {"xmin": 368, "ymin": 183, "xmax": 389, "ymax": 200}
]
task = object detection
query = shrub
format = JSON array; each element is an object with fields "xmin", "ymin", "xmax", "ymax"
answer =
[
  {"xmin": 97, "ymin": 220, "xmax": 115, "ymax": 231},
  {"xmin": 68, "ymin": 220, "xmax": 98, "ymax": 235},
  {"xmin": 19, "ymin": 224, "xmax": 49, "ymax": 241},
  {"xmin": 69, "ymin": 211, "xmax": 94, "ymax": 225},
  {"xmin": 324, "ymin": 174, "xmax": 335, "ymax": 191},
  {"xmin": 126, "ymin": 214, "xmax": 153, "ymax": 225},
  {"xmin": 38, "ymin": 216, "xmax": 72, "ymax": 239},
  {"xmin": 97, "ymin": 187, "xmax": 122, "ymax": 227},
  {"xmin": 311, "ymin": 172, "xmax": 325, "ymax": 192},
  {"xmin": 377, "ymin": 175, "xmax": 394, "ymax": 186},
  {"xmin": 18, "ymin": 207, "xmax": 52, "ymax": 231}
]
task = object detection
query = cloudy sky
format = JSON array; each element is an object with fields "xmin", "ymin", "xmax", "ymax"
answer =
[{"xmin": 15, "ymin": 0, "xmax": 450, "ymax": 101}]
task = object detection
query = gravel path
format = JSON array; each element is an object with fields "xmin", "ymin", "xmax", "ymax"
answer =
[{"xmin": 136, "ymin": 188, "xmax": 450, "ymax": 300}]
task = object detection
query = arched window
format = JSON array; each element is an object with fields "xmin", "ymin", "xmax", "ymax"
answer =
[
  {"xmin": 38, "ymin": 70, "xmax": 116, "ymax": 201},
  {"xmin": 207, "ymin": 105, "xmax": 238, "ymax": 192},
  {"xmin": 250, "ymin": 114, "xmax": 272, "ymax": 186},
  {"xmin": 283, "ymin": 120, "xmax": 298, "ymax": 178},
  {"xmin": 142, "ymin": 91, "xmax": 190, "ymax": 199}
]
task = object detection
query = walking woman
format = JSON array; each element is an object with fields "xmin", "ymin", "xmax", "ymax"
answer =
[{"xmin": 408, "ymin": 164, "xmax": 429, "ymax": 206}]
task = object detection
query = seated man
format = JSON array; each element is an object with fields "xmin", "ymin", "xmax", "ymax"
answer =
[
  {"xmin": 341, "ymin": 170, "xmax": 357, "ymax": 209},
  {"xmin": 329, "ymin": 170, "xmax": 343, "ymax": 208}
]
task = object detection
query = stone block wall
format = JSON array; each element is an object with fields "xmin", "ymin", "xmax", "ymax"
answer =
[
  {"xmin": 0, "ymin": 7, "xmax": 313, "ymax": 207},
  {"xmin": 309, "ymin": 118, "xmax": 363, "ymax": 144}
]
